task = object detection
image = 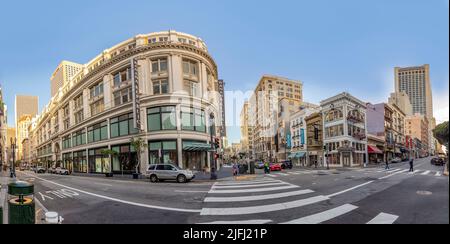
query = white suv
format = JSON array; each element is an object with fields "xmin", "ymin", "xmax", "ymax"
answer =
[
  {"xmin": 147, "ymin": 164, "xmax": 195, "ymax": 183},
  {"xmin": 55, "ymin": 167, "xmax": 70, "ymax": 175}
]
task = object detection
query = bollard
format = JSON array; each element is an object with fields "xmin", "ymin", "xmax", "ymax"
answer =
[
  {"xmin": 45, "ymin": 212, "xmax": 64, "ymax": 224},
  {"xmin": 8, "ymin": 181, "xmax": 35, "ymax": 224}
]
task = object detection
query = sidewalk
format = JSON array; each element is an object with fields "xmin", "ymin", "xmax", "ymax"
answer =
[{"xmin": 1, "ymin": 171, "xmax": 8, "ymax": 224}]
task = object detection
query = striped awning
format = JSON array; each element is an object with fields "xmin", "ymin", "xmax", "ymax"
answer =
[
  {"xmin": 289, "ymin": 152, "xmax": 306, "ymax": 159},
  {"xmin": 183, "ymin": 143, "xmax": 214, "ymax": 152}
]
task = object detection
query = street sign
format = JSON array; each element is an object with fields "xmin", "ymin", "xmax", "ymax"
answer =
[{"xmin": 131, "ymin": 58, "xmax": 141, "ymax": 130}]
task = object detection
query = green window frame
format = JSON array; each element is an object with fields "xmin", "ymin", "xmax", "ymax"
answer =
[
  {"xmin": 181, "ymin": 107, "xmax": 206, "ymax": 132},
  {"xmin": 87, "ymin": 121, "xmax": 108, "ymax": 143},
  {"xmin": 110, "ymin": 113, "xmax": 138, "ymax": 138}
]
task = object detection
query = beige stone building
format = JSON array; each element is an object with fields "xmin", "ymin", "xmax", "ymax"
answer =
[
  {"xmin": 17, "ymin": 114, "xmax": 32, "ymax": 160},
  {"xmin": 405, "ymin": 114, "xmax": 429, "ymax": 157},
  {"xmin": 30, "ymin": 31, "xmax": 223, "ymax": 174},
  {"xmin": 240, "ymin": 101, "xmax": 254, "ymax": 158},
  {"xmin": 249, "ymin": 75, "xmax": 303, "ymax": 162},
  {"xmin": 388, "ymin": 91, "xmax": 413, "ymax": 116},
  {"xmin": 6, "ymin": 127, "xmax": 16, "ymax": 165},
  {"xmin": 388, "ymin": 103, "xmax": 407, "ymax": 158},
  {"xmin": 51, "ymin": 61, "xmax": 84, "ymax": 97}
]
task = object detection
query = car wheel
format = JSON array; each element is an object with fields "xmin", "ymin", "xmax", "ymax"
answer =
[
  {"xmin": 177, "ymin": 175, "xmax": 187, "ymax": 183},
  {"xmin": 150, "ymin": 175, "xmax": 158, "ymax": 183}
]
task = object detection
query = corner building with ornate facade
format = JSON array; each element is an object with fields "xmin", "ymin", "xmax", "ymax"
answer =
[{"xmin": 30, "ymin": 31, "xmax": 223, "ymax": 175}]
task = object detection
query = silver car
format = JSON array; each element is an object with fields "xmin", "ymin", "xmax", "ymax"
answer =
[{"xmin": 147, "ymin": 164, "xmax": 195, "ymax": 183}]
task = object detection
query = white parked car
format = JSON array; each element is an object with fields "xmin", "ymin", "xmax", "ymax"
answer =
[
  {"xmin": 147, "ymin": 164, "xmax": 195, "ymax": 183},
  {"xmin": 55, "ymin": 167, "xmax": 70, "ymax": 175}
]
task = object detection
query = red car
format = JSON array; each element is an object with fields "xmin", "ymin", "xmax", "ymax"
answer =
[{"xmin": 270, "ymin": 163, "xmax": 282, "ymax": 171}]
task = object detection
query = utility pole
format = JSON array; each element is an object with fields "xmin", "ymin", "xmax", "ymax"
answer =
[{"xmin": 10, "ymin": 137, "xmax": 16, "ymax": 178}]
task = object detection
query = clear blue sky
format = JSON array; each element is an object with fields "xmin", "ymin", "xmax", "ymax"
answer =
[{"xmin": 0, "ymin": 0, "xmax": 448, "ymax": 144}]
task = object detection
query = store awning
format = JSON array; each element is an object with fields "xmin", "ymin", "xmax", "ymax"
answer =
[
  {"xmin": 368, "ymin": 145, "xmax": 383, "ymax": 154},
  {"xmin": 288, "ymin": 152, "xmax": 306, "ymax": 159},
  {"xmin": 183, "ymin": 143, "xmax": 214, "ymax": 152},
  {"xmin": 296, "ymin": 152, "xmax": 306, "ymax": 158}
]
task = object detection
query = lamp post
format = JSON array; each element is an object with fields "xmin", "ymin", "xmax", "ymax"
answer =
[
  {"xmin": 210, "ymin": 114, "xmax": 217, "ymax": 180},
  {"xmin": 10, "ymin": 137, "xmax": 17, "ymax": 178}
]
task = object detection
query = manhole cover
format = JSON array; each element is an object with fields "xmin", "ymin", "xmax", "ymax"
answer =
[{"xmin": 417, "ymin": 191, "xmax": 433, "ymax": 196}]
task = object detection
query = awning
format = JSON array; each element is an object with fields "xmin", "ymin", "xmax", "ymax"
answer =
[
  {"xmin": 296, "ymin": 152, "xmax": 306, "ymax": 158},
  {"xmin": 368, "ymin": 145, "xmax": 383, "ymax": 154},
  {"xmin": 183, "ymin": 143, "xmax": 214, "ymax": 152},
  {"xmin": 288, "ymin": 152, "xmax": 306, "ymax": 159}
]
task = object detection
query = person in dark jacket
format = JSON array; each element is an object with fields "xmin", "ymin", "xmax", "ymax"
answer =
[
  {"xmin": 385, "ymin": 160, "xmax": 390, "ymax": 170},
  {"xmin": 409, "ymin": 158, "xmax": 414, "ymax": 172}
]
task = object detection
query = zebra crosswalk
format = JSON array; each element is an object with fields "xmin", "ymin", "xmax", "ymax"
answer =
[
  {"xmin": 262, "ymin": 168, "xmax": 446, "ymax": 179},
  {"xmin": 197, "ymin": 179, "xmax": 400, "ymax": 224}
]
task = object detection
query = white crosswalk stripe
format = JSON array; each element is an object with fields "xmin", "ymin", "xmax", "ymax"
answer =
[
  {"xmin": 436, "ymin": 172, "xmax": 442, "ymax": 177},
  {"xmin": 409, "ymin": 170, "xmax": 420, "ymax": 175},
  {"xmin": 421, "ymin": 170, "xmax": 431, "ymax": 175},
  {"xmin": 215, "ymin": 180, "xmax": 282, "ymax": 186},
  {"xmin": 281, "ymin": 204, "xmax": 358, "ymax": 224},
  {"xmin": 275, "ymin": 173, "xmax": 290, "ymax": 176},
  {"xmin": 201, "ymin": 195, "xmax": 329, "ymax": 216},
  {"xmin": 265, "ymin": 174, "xmax": 278, "ymax": 178},
  {"xmin": 204, "ymin": 189, "xmax": 314, "ymax": 203},
  {"xmin": 367, "ymin": 213, "xmax": 399, "ymax": 224},
  {"xmin": 212, "ymin": 182, "xmax": 287, "ymax": 189},
  {"xmin": 208, "ymin": 185, "xmax": 299, "ymax": 194}
]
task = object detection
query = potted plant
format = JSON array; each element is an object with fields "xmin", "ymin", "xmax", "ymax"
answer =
[
  {"xmin": 101, "ymin": 149, "xmax": 118, "ymax": 177},
  {"xmin": 130, "ymin": 137, "xmax": 147, "ymax": 179}
]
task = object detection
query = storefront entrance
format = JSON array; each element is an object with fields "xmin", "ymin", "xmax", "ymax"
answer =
[{"xmin": 343, "ymin": 152, "xmax": 351, "ymax": 167}]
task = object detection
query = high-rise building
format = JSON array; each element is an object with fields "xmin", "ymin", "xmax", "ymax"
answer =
[
  {"xmin": 17, "ymin": 114, "xmax": 32, "ymax": 160},
  {"xmin": 395, "ymin": 64, "xmax": 433, "ymax": 118},
  {"xmin": 388, "ymin": 91, "xmax": 413, "ymax": 116},
  {"xmin": 249, "ymin": 75, "xmax": 303, "ymax": 162},
  {"xmin": 50, "ymin": 61, "xmax": 83, "ymax": 97},
  {"xmin": 15, "ymin": 95, "xmax": 38, "ymax": 127},
  {"xmin": 240, "ymin": 101, "xmax": 253, "ymax": 158}
]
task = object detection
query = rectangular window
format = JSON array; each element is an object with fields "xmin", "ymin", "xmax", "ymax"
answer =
[
  {"xmin": 113, "ymin": 87, "xmax": 132, "ymax": 106},
  {"xmin": 182, "ymin": 59, "xmax": 198, "ymax": 77},
  {"xmin": 87, "ymin": 121, "xmax": 108, "ymax": 143},
  {"xmin": 90, "ymin": 99, "xmax": 105, "ymax": 116},
  {"xmin": 153, "ymin": 79, "xmax": 169, "ymax": 95},
  {"xmin": 181, "ymin": 107, "xmax": 206, "ymax": 132},
  {"xmin": 113, "ymin": 67, "xmax": 131, "ymax": 87},
  {"xmin": 110, "ymin": 113, "xmax": 138, "ymax": 138},
  {"xmin": 184, "ymin": 80, "xmax": 199, "ymax": 97},
  {"xmin": 151, "ymin": 58, "xmax": 168, "ymax": 73},
  {"xmin": 90, "ymin": 82, "xmax": 104, "ymax": 98},
  {"xmin": 147, "ymin": 106, "xmax": 177, "ymax": 131},
  {"xmin": 148, "ymin": 140, "xmax": 178, "ymax": 165}
]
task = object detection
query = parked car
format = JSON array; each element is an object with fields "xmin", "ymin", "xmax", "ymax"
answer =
[
  {"xmin": 35, "ymin": 167, "xmax": 46, "ymax": 174},
  {"xmin": 390, "ymin": 157, "xmax": 402, "ymax": 164},
  {"xmin": 269, "ymin": 163, "xmax": 282, "ymax": 172},
  {"xmin": 431, "ymin": 157, "xmax": 445, "ymax": 166},
  {"xmin": 48, "ymin": 167, "xmax": 57, "ymax": 174},
  {"xmin": 279, "ymin": 160, "xmax": 293, "ymax": 170},
  {"xmin": 147, "ymin": 164, "xmax": 195, "ymax": 183},
  {"xmin": 255, "ymin": 162, "xmax": 265, "ymax": 169},
  {"xmin": 222, "ymin": 163, "xmax": 233, "ymax": 168},
  {"xmin": 55, "ymin": 167, "xmax": 70, "ymax": 175}
]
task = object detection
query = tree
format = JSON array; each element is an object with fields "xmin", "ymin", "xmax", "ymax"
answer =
[
  {"xmin": 433, "ymin": 121, "xmax": 449, "ymax": 154},
  {"xmin": 130, "ymin": 137, "xmax": 147, "ymax": 175}
]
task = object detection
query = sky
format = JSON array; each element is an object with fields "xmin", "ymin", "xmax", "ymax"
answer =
[{"xmin": 0, "ymin": 0, "xmax": 448, "ymax": 144}]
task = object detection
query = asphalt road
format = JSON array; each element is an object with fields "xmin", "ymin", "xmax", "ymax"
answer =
[{"xmin": 14, "ymin": 157, "xmax": 448, "ymax": 224}]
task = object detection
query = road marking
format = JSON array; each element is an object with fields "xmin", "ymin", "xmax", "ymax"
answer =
[
  {"xmin": 387, "ymin": 169, "xmax": 402, "ymax": 173},
  {"xmin": 421, "ymin": 170, "xmax": 431, "ymax": 175},
  {"xmin": 209, "ymin": 185, "xmax": 299, "ymax": 194},
  {"xmin": 275, "ymin": 173, "xmax": 290, "ymax": 176},
  {"xmin": 20, "ymin": 172, "xmax": 202, "ymax": 213},
  {"xmin": 326, "ymin": 181, "xmax": 374, "ymax": 198},
  {"xmin": 212, "ymin": 182, "xmax": 288, "ymax": 189},
  {"xmin": 367, "ymin": 213, "xmax": 399, "ymax": 224},
  {"xmin": 204, "ymin": 189, "xmax": 314, "ymax": 202},
  {"xmin": 175, "ymin": 190, "xmax": 210, "ymax": 193},
  {"xmin": 197, "ymin": 220, "xmax": 273, "ymax": 224},
  {"xmin": 93, "ymin": 182, "xmax": 113, "ymax": 187},
  {"xmin": 378, "ymin": 169, "xmax": 409, "ymax": 180},
  {"xmin": 436, "ymin": 172, "xmax": 442, "ymax": 177},
  {"xmin": 409, "ymin": 170, "xmax": 420, "ymax": 175},
  {"xmin": 214, "ymin": 180, "xmax": 281, "ymax": 186},
  {"xmin": 281, "ymin": 204, "xmax": 358, "ymax": 224},
  {"xmin": 289, "ymin": 172, "xmax": 302, "ymax": 175},
  {"xmin": 38, "ymin": 192, "xmax": 54, "ymax": 201},
  {"xmin": 265, "ymin": 174, "xmax": 278, "ymax": 178},
  {"xmin": 34, "ymin": 197, "xmax": 49, "ymax": 213},
  {"xmin": 200, "ymin": 195, "xmax": 329, "ymax": 216}
]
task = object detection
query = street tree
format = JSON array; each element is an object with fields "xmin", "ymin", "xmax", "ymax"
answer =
[
  {"xmin": 433, "ymin": 121, "xmax": 449, "ymax": 154},
  {"xmin": 130, "ymin": 137, "xmax": 148, "ymax": 177}
]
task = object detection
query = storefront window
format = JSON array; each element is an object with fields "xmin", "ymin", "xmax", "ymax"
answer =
[
  {"xmin": 73, "ymin": 150, "xmax": 87, "ymax": 173},
  {"xmin": 62, "ymin": 153, "xmax": 72, "ymax": 172},
  {"xmin": 111, "ymin": 144, "xmax": 137, "ymax": 174},
  {"xmin": 88, "ymin": 148, "xmax": 110, "ymax": 173},
  {"xmin": 72, "ymin": 130, "xmax": 86, "ymax": 147},
  {"xmin": 182, "ymin": 140, "xmax": 208, "ymax": 171},
  {"xmin": 148, "ymin": 141, "xmax": 178, "ymax": 165},
  {"xmin": 327, "ymin": 153, "xmax": 341, "ymax": 165}
]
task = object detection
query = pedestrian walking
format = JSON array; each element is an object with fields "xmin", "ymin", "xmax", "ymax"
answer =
[
  {"xmin": 232, "ymin": 163, "xmax": 238, "ymax": 176},
  {"xmin": 314, "ymin": 160, "xmax": 318, "ymax": 169},
  {"xmin": 409, "ymin": 158, "xmax": 414, "ymax": 172},
  {"xmin": 264, "ymin": 162, "xmax": 270, "ymax": 174},
  {"xmin": 385, "ymin": 160, "xmax": 390, "ymax": 170}
]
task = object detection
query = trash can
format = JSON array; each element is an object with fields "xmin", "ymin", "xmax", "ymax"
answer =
[{"xmin": 8, "ymin": 181, "xmax": 35, "ymax": 224}]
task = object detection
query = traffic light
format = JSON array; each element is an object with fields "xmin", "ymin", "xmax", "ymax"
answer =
[{"xmin": 214, "ymin": 138, "xmax": 220, "ymax": 149}]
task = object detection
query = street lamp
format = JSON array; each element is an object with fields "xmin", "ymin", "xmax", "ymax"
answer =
[{"xmin": 10, "ymin": 137, "xmax": 17, "ymax": 178}]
